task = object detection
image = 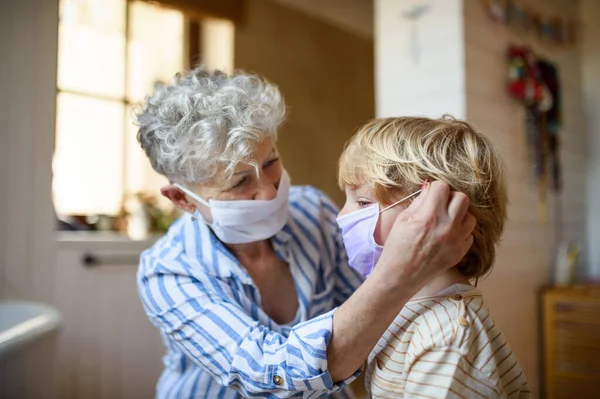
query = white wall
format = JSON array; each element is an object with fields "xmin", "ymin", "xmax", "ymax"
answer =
[
  {"xmin": 582, "ymin": 0, "xmax": 600, "ymax": 279},
  {"xmin": 0, "ymin": 0, "xmax": 59, "ymax": 397},
  {"xmin": 375, "ymin": 0, "xmax": 466, "ymax": 119},
  {"xmin": 0, "ymin": 0, "xmax": 58, "ymax": 303}
]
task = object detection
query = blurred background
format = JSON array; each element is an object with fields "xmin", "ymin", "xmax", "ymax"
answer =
[{"xmin": 0, "ymin": 0, "xmax": 598, "ymax": 398}]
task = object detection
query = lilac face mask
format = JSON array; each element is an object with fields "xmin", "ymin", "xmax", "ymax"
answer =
[{"xmin": 336, "ymin": 190, "xmax": 422, "ymax": 278}]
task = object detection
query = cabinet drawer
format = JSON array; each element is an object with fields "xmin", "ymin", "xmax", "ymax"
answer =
[
  {"xmin": 555, "ymin": 375, "xmax": 600, "ymax": 398},
  {"xmin": 553, "ymin": 301, "xmax": 600, "ymax": 323}
]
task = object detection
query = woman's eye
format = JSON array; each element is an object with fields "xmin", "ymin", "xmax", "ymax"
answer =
[
  {"xmin": 263, "ymin": 158, "xmax": 279, "ymax": 168},
  {"xmin": 231, "ymin": 177, "xmax": 247, "ymax": 189},
  {"xmin": 357, "ymin": 201, "xmax": 371, "ymax": 207}
]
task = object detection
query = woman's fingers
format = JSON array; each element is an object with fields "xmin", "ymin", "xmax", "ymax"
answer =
[
  {"xmin": 417, "ymin": 181, "xmax": 451, "ymax": 218},
  {"xmin": 447, "ymin": 191, "xmax": 470, "ymax": 222},
  {"xmin": 402, "ymin": 183, "xmax": 429, "ymax": 215},
  {"xmin": 462, "ymin": 214, "xmax": 477, "ymax": 241}
]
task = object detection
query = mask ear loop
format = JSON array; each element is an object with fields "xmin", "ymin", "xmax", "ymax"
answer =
[
  {"xmin": 379, "ymin": 179, "xmax": 430, "ymax": 214},
  {"xmin": 173, "ymin": 183, "xmax": 211, "ymax": 221},
  {"xmin": 379, "ymin": 189, "xmax": 422, "ymax": 213}
]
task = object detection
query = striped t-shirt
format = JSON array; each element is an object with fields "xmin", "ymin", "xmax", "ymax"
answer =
[{"xmin": 366, "ymin": 284, "xmax": 529, "ymax": 398}]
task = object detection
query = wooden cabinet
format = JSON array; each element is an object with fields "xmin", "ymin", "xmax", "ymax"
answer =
[{"xmin": 543, "ymin": 286, "xmax": 600, "ymax": 398}]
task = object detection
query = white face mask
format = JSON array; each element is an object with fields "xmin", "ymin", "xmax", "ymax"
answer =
[{"xmin": 174, "ymin": 170, "xmax": 291, "ymax": 244}]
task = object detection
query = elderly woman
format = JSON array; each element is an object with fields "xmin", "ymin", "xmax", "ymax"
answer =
[{"xmin": 135, "ymin": 66, "xmax": 475, "ymax": 399}]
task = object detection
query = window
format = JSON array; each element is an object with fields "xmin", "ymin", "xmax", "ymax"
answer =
[{"xmin": 53, "ymin": 0, "xmax": 185, "ymax": 216}]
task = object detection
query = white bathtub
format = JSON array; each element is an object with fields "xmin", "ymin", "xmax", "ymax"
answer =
[{"xmin": 0, "ymin": 300, "xmax": 61, "ymax": 359}]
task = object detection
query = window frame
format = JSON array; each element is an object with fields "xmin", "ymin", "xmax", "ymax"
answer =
[{"xmin": 55, "ymin": 0, "xmax": 200, "ymax": 216}]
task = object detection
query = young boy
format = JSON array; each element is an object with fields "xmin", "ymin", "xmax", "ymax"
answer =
[{"xmin": 336, "ymin": 116, "xmax": 529, "ymax": 398}]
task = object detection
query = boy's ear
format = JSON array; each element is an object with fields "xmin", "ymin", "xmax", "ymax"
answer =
[{"xmin": 404, "ymin": 182, "xmax": 429, "ymax": 214}]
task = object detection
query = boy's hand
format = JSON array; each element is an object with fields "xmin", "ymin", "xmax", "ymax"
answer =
[{"xmin": 376, "ymin": 181, "xmax": 476, "ymax": 291}]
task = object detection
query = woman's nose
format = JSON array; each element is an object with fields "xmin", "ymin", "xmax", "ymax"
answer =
[{"xmin": 253, "ymin": 177, "xmax": 278, "ymax": 200}]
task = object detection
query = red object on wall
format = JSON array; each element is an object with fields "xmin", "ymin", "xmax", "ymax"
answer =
[{"xmin": 507, "ymin": 45, "xmax": 544, "ymax": 104}]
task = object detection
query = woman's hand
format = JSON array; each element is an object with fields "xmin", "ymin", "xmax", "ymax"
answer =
[
  {"xmin": 328, "ymin": 181, "xmax": 475, "ymax": 383},
  {"xmin": 377, "ymin": 181, "xmax": 476, "ymax": 292}
]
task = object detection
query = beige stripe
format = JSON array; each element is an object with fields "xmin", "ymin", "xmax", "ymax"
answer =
[
  {"xmin": 372, "ymin": 373, "xmax": 403, "ymax": 391},
  {"xmin": 505, "ymin": 370, "xmax": 524, "ymax": 387},
  {"xmin": 375, "ymin": 367, "xmax": 404, "ymax": 384},
  {"xmin": 400, "ymin": 313, "xmax": 420, "ymax": 327},
  {"xmin": 489, "ymin": 331, "xmax": 503, "ymax": 347},
  {"xmin": 414, "ymin": 356, "xmax": 500, "ymax": 394},
  {"xmin": 405, "ymin": 379, "xmax": 470, "ymax": 399},
  {"xmin": 499, "ymin": 359, "xmax": 518, "ymax": 379},
  {"xmin": 421, "ymin": 310, "xmax": 437, "ymax": 344},
  {"xmin": 404, "ymin": 305, "xmax": 422, "ymax": 317},
  {"xmin": 507, "ymin": 383, "xmax": 528, "ymax": 397},
  {"xmin": 409, "ymin": 369, "xmax": 494, "ymax": 397},
  {"xmin": 372, "ymin": 394, "xmax": 397, "ymax": 399},
  {"xmin": 377, "ymin": 350, "xmax": 404, "ymax": 366},
  {"xmin": 481, "ymin": 340, "xmax": 508, "ymax": 369},
  {"xmin": 423, "ymin": 348, "xmax": 484, "ymax": 374},
  {"xmin": 388, "ymin": 329, "xmax": 411, "ymax": 344},
  {"xmin": 392, "ymin": 320, "xmax": 414, "ymax": 334},
  {"xmin": 416, "ymin": 328, "xmax": 427, "ymax": 350},
  {"xmin": 386, "ymin": 344, "xmax": 408, "ymax": 357},
  {"xmin": 458, "ymin": 315, "xmax": 468, "ymax": 348},
  {"xmin": 470, "ymin": 305, "xmax": 489, "ymax": 334},
  {"xmin": 371, "ymin": 378, "xmax": 396, "ymax": 394},
  {"xmin": 423, "ymin": 347, "xmax": 464, "ymax": 359},
  {"xmin": 433, "ymin": 300, "xmax": 457, "ymax": 339},
  {"xmin": 470, "ymin": 320, "xmax": 495, "ymax": 357},
  {"xmin": 494, "ymin": 350, "xmax": 512, "ymax": 380},
  {"xmin": 469, "ymin": 297, "xmax": 486, "ymax": 319},
  {"xmin": 478, "ymin": 312, "xmax": 490, "ymax": 325},
  {"xmin": 431, "ymin": 306, "xmax": 450, "ymax": 345},
  {"xmin": 473, "ymin": 301, "xmax": 486, "ymax": 317},
  {"xmin": 473, "ymin": 330, "xmax": 502, "ymax": 362},
  {"xmin": 400, "ymin": 391, "xmax": 438, "ymax": 399},
  {"xmin": 468, "ymin": 324, "xmax": 487, "ymax": 348},
  {"xmin": 495, "ymin": 349, "xmax": 512, "ymax": 370}
]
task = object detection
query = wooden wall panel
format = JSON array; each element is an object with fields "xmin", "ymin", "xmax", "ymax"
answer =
[
  {"xmin": 465, "ymin": 1, "xmax": 587, "ymax": 396},
  {"xmin": 234, "ymin": 0, "xmax": 375, "ymax": 206}
]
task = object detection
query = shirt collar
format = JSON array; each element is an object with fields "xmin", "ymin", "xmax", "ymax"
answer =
[{"xmin": 183, "ymin": 214, "xmax": 293, "ymax": 284}]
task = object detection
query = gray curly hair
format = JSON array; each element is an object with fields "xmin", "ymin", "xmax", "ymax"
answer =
[{"xmin": 134, "ymin": 66, "xmax": 286, "ymax": 185}]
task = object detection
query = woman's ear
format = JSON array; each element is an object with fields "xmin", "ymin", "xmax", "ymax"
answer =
[{"xmin": 161, "ymin": 185, "xmax": 196, "ymax": 213}]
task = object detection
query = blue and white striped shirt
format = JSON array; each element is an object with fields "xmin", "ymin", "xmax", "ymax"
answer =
[{"xmin": 137, "ymin": 186, "xmax": 365, "ymax": 398}]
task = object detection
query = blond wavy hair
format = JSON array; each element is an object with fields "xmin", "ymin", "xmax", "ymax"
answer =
[{"xmin": 338, "ymin": 116, "xmax": 508, "ymax": 279}]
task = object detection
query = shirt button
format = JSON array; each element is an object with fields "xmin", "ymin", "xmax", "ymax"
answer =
[
  {"xmin": 458, "ymin": 316, "xmax": 468, "ymax": 327},
  {"xmin": 273, "ymin": 375, "xmax": 283, "ymax": 386}
]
